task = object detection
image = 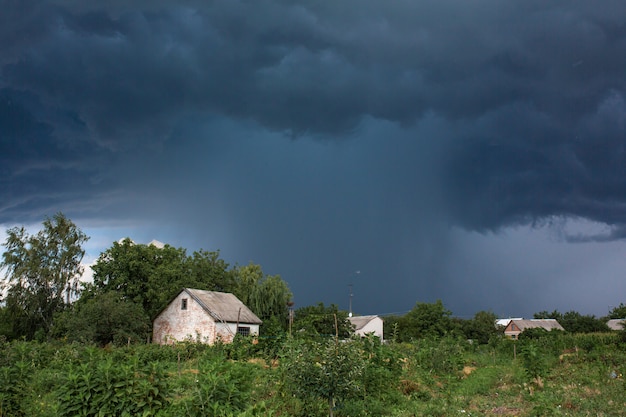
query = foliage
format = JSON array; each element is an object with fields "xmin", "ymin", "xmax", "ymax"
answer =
[
  {"xmin": 607, "ymin": 303, "xmax": 626, "ymax": 319},
  {"xmin": 186, "ymin": 249, "xmax": 236, "ymax": 293},
  {"xmin": 560, "ymin": 311, "xmax": 608, "ymax": 333},
  {"xmin": 0, "ymin": 213, "xmax": 89, "ymax": 340},
  {"xmin": 533, "ymin": 309, "xmax": 608, "ymax": 333},
  {"xmin": 88, "ymin": 241, "xmax": 292, "ymax": 330},
  {"xmin": 56, "ymin": 356, "xmax": 169, "ymax": 416},
  {"xmin": 358, "ymin": 334, "xmax": 404, "ymax": 403},
  {"xmin": 280, "ymin": 338, "xmax": 365, "ymax": 417},
  {"xmin": 52, "ymin": 291, "xmax": 150, "ymax": 346},
  {"xmin": 171, "ymin": 355, "xmax": 261, "ymax": 416},
  {"xmin": 533, "ymin": 310, "xmax": 562, "ymax": 320},
  {"xmin": 394, "ymin": 300, "xmax": 457, "ymax": 342},
  {"xmin": 255, "ymin": 315, "xmax": 287, "ymax": 359},
  {"xmin": 88, "ymin": 239, "xmax": 193, "ymax": 319},
  {"xmin": 0, "ymin": 355, "xmax": 31, "ymax": 416},
  {"xmin": 413, "ymin": 336, "xmax": 467, "ymax": 375},
  {"xmin": 463, "ymin": 310, "xmax": 500, "ymax": 344},
  {"xmin": 518, "ymin": 327, "xmax": 551, "ymax": 340},
  {"xmin": 293, "ymin": 303, "xmax": 353, "ymax": 338},
  {"xmin": 232, "ymin": 263, "xmax": 292, "ymax": 325},
  {"xmin": 1, "ymin": 332, "xmax": 626, "ymax": 416},
  {"xmin": 519, "ymin": 342, "xmax": 548, "ymax": 380}
]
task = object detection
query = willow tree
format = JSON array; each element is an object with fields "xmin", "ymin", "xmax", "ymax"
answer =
[
  {"xmin": 1, "ymin": 213, "xmax": 89, "ymax": 339},
  {"xmin": 233, "ymin": 263, "xmax": 292, "ymax": 325}
]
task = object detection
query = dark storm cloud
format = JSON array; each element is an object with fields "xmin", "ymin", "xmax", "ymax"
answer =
[
  {"xmin": 0, "ymin": 87, "xmax": 115, "ymax": 221},
  {"xmin": 2, "ymin": 0, "xmax": 626, "ymax": 236}
]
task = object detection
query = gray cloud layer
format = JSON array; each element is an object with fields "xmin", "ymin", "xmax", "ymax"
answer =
[
  {"xmin": 2, "ymin": 0, "xmax": 625, "ymax": 231},
  {"xmin": 2, "ymin": 1, "xmax": 626, "ymax": 316}
]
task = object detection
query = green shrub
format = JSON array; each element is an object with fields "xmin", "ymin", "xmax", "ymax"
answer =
[
  {"xmin": 414, "ymin": 337, "xmax": 466, "ymax": 375},
  {"xmin": 358, "ymin": 335, "xmax": 403, "ymax": 403},
  {"xmin": 280, "ymin": 338, "xmax": 365, "ymax": 417},
  {"xmin": 56, "ymin": 356, "xmax": 169, "ymax": 416},
  {"xmin": 171, "ymin": 357, "xmax": 261, "ymax": 416},
  {"xmin": 520, "ymin": 342, "xmax": 547, "ymax": 380}
]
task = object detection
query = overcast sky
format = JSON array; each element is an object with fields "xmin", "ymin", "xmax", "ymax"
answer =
[{"xmin": 2, "ymin": 0, "xmax": 626, "ymax": 319}]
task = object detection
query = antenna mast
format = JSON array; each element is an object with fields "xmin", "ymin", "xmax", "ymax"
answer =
[
  {"xmin": 348, "ymin": 283, "xmax": 353, "ymax": 317},
  {"xmin": 348, "ymin": 271, "xmax": 359, "ymax": 318}
]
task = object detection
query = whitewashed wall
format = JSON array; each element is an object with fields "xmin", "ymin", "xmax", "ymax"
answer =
[
  {"xmin": 153, "ymin": 292, "xmax": 260, "ymax": 345},
  {"xmin": 355, "ymin": 317, "xmax": 384, "ymax": 340},
  {"xmin": 153, "ymin": 292, "xmax": 218, "ymax": 344}
]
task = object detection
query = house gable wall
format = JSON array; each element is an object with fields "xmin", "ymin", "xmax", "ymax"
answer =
[
  {"xmin": 355, "ymin": 317, "xmax": 384, "ymax": 339},
  {"xmin": 153, "ymin": 291, "xmax": 217, "ymax": 344},
  {"xmin": 152, "ymin": 290, "xmax": 262, "ymax": 345}
]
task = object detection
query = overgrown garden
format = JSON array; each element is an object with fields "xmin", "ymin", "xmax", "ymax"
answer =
[{"xmin": 1, "ymin": 330, "xmax": 626, "ymax": 416}]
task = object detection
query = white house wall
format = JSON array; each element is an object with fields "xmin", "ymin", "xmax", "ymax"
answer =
[
  {"xmin": 356, "ymin": 318, "xmax": 384, "ymax": 340},
  {"xmin": 152, "ymin": 292, "xmax": 261, "ymax": 345},
  {"xmin": 153, "ymin": 292, "xmax": 217, "ymax": 344},
  {"xmin": 218, "ymin": 322, "xmax": 260, "ymax": 340}
]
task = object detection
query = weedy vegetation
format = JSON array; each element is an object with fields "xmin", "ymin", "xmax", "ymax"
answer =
[{"xmin": 0, "ymin": 332, "xmax": 625, "ymax": 417}]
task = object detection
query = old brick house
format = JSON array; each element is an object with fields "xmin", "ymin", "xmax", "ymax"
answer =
[
  {"xmin": 504, "ymin": 319, "xmax": 564, "ymax": 339},
  {"xmin": 152, "ymin": 288, "xmax": 262, "ymax": 345}
]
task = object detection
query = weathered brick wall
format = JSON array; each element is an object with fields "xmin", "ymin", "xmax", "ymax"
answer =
[{"xmin": 153, "ymin": 292, "xmax": 217, "ymax": 344}]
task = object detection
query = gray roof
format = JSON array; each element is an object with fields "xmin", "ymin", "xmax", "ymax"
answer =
[
  {"xmin": 496, "ymin": 318, "xmax": 523, "ymax": 327},
  {"xmin": 348, "ymin": 315, "xmax": 380, "ymax": 331},
  {"xmin": 184, "ymin": 288, "xmax": 262, "ymax": 325},
  {"xmin": 507, "ymin": 319, "xmax": 564, "ymax": 332},
  {"xmin": 607, "ymin": 319, "xmax": 625, "ymax": 331}
]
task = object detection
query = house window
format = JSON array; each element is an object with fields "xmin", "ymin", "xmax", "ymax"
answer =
[
  {"xmin": 181, "ymin": 298, "xmax": 188, "ymax": 310},
  {"xmin": 237, "ymin": 326, "xmax": 250, "ymax": 337}
]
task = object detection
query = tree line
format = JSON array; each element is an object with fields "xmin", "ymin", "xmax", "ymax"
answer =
[
  {"xmin": 382, "ymin": 300, "xmax": 626, "ymax": 344},
  {"xmin": 0, "ymin": 213, "xmax": 292, "ymax": 344},
  {"xmin": 1, "ymin": 213, "xmax": 625, "ymax": 346}
]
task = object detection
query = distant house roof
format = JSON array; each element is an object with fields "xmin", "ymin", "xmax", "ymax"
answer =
[
  {"xmin": 607, "ymin": 319, "xmax": 626, "ymax": 331},
  {"xmin": 496, "ymin": 318, "xmax": 523, "ymax": 327},
  {"xmin": 507, "ymin": 319, "xmax": 565, "ymax": 332},
  {"xmin": 183, "ymin": 288, "xmax": 262, "ymax": 325},
  {"xmin": 148, "ymin": 239, "xmax": 165, "ymax": 248},
  {"xmin": 116, "ymin": 238, "xmax": 164, "ymax": 248},
  {"xmin": 348, "ymin": 315, "xmax": 380, "ymax": 331}
]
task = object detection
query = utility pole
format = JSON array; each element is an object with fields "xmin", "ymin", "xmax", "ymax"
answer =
[
  {"xmin": 348, "ymin": 283, "xmax": 353, "ymax": 318},
  {"xmin": 287, "ymin": 301, "xmax": 295, "ymax": 336}
]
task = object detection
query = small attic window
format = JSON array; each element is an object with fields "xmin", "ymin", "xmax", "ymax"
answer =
[{"xmin": 181, "ymin": 298, "xmax": 188, "ymax": 310}]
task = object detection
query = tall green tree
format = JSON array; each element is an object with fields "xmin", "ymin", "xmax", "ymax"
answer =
[
  {"xmin": 88, "ymin": 239, "xmax": 236, "ymax": 319},
  {"xmin": 232, "ymin": 263, "xmax": 292, "ymax": 325},
  {"xmin": 464, "ymin": 310, "xmax": 500, "ymax": 344},
  {"xmin": 52, "ymin": 291, "xmax": 149, "ymax": 346},
  {"xmin": 560, "ymin": 311, "xmax": 608, "ymax": 333},
  {"xmin": 186, "ymin": 249, "xmax": 235, "ymax": 293},
  {"xmin": 533, "ymin": 310, "xmax": 563, "ymax": 321},
  {"xmin": 395, "ymin": 300, "xmax": 456, "ymax": 341},
  {"xmin": 608, "ymin": 303, "xmax": 626, "ymax": 319},
  {"xmin": 0, "ymin": 213, "xmax": 89, "ymax": 339},
  {"xmin": 88, "ymin": 239, "xmax": 186, "ymax": 318},
  {"xmin": 533, "ymin": 309, "xmax": 607, "ymax": 333}
]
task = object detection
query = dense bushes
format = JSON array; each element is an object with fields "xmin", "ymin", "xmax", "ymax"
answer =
[
  {"xmin": 56, "ymin": 358, "xmax": 168, "ymax": 416},
  {"xmin": 1, "ymin": 332, "xmax": 625, "ymax": 417}
]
